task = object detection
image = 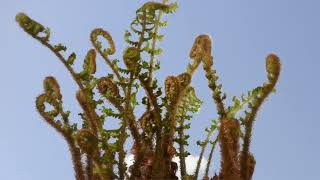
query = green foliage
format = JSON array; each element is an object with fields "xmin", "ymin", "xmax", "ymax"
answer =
[
  {"xmin": 175, "ymin": 86, "xmax": 203, "ymax": 154},
  {"xmin": 177, "ymin": 86, "xmax": 203, "ymax": 115},
  {"xmin": 226, "ymin": 86, "xmax": 264, "ymax": 119}
]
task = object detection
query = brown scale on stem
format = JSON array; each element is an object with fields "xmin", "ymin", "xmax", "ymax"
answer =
[{"xmin": 219, "ymin": 119, "xmax": 241, "ymax": 180}]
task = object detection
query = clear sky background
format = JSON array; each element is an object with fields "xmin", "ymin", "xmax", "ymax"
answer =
[{"xmin": 1, "ymin": 0, "xmax": 320, "ymax": 179}]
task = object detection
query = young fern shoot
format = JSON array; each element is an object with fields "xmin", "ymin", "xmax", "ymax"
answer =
[{"xmin": 16, "ymin": 1, "xmax": 281, "ymax": 180}]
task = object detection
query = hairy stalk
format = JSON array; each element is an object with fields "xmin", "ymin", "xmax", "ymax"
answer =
[
  {"xmin": 190, "ymin": 35, "xmax": 226, "ymax": 119},
  {"xmin": 194, "ymin": 131, "xmax": 215, "ymax": 180},
  {"xmin": 85, "ymin": 155, "xmax": 93, "ymax": 180},
  {"xmin": 117, "ymin": 124, "xmax": 127, "ymax": 180},
  {"xmin": 177, "ymin": 122, "xmax": 187, "ymax": 179},
  {"xmin": 32, "ymin": 37, "xmax": 84, "ymax": 90},
  {"xmin": 204, "ymin": 137, "xmax": 218, "ymax": 179},
  {"xmin": 202, "ymin": 61, "xmax": 226, "ymax": 119},
  {"xmin": 65, "ymin": 135, "xmax": 86, "ymax": 180},
  {"xmin": 219, "ymin": 119, "xmax": 241, "ymax": 180},
  {"xmin": 90, "ymin": 28, "xmax": 123, "ymax": 86},
  {"xmin": 37, "ymin": 110, "xmax": 85, "ymax": 180},
  {"xmin": 76, "ymin": 90, "xmax": 101, "ymax": 135}
]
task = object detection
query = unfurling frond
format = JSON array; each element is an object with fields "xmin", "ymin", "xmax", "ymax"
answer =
[
  {"xmin": 83, "ymin": 49, "xmax": 97, "ymax": 75},
  {"xmin": 43, "ymin": 76, "xmax": 62, "ymax": 100},
  {"xmin": 90, "ymin": 28, "xmax": 115, "ymax": 56},
  {"xmin": 16, "ymin": 13, "xmax": 50, "ymax": 41}
]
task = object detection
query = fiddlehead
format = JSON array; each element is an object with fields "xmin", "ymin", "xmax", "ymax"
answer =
[
  {"xmin": 97, "ymin": 77, "xmax": 122, "ymax": 109},
  {"xmin": 123, "ymin": 47, "xmax": 141, "ymax": 74},
  {"xmin": 226, "ymin": 54, "xmax": 280, "ymax": 120},
  {"xmin": 190, "ymin": 35, "xmax": 227, "ymax": 119},
  {"xmin": 15, "ymin": 13, "xmax": 50, "ymax": 41},
  {"xmin": 90, "ymin": 28, "xmax": 123, "ymax": 87},
  {"xmin": 43, "ymin": 76, "xmax": 62, "ymax": 100},
  {"xmin": 36, "ymin": 94, "xmax": 60, "ymax": 120},
  {"xmin": 36, "ymin": 77, "xmax": 68, "ymax": 134},
  {"xmin": 16, "ymin": 13, "xmax": 84, "ymax": 90},
  {"xmin": 13, "ymin": 13, "xmax": 105, "ymax": 175},
  {"xmin": 36, "ymin": 76, "xmax": 85, "ymax": 180},
  {"xmin": 78, "ymin": 49, "xmax": 97, "ymax": 84},
  {"xmin": 165, "ymin": 76, "xmax": 180, "ymax": 105},
  {"xmin": 240, "ymin": 54, "xmax": 281, "ymax": 180},
  {"xmin": 90, "ymin": 28, "xmax": 115, "ymax": 56}
]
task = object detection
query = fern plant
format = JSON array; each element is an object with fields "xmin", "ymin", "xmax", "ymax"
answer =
[{"xmin": 16, "ymin": 1, "xmax": 281, "ymax": 180}]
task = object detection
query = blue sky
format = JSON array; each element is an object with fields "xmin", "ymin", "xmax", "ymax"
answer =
[{"xmin": 1, "ymin": 0, "xmax": 320, "ymax": 179}]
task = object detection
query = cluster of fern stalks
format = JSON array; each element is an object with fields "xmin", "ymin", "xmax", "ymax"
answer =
[{"xmin": 16, "ymin": 1, "xmax": 280, "ymax": 180}]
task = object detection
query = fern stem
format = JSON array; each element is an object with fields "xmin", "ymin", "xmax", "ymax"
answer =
[
  {"xmin": 204, "ymin": 137, "xmax": 218, "ymax": 179},
  {"xmin": 240, "ymin": 54, "xmax": 280, "ymax": 180},
  {"xmin": 65, "ymin": 136, "xmax": 86, "ymax": 180},
  {"xmin": 147, "ymin": 0, "xmax": 168, "ymax": 83},
  {"xmin": 240, "ymin": 83, "xmax": 278, "ymax": 180},
  {"xmin": 203, "ymin": 63, "xmax": 226, "ymax": 119},
  {"xmin": 32, "ymin": 35, "xmax": 84, "ymax": 90},
  {"xmin": 119, "ymin": 74, "xmax": 136, "ymax": 179},
  {"xmin": 194, "ymin": 128, "xmax": 214, "ymax": 179},
  {"xmin": 177, "ymin": 123, "xmax": 187, "ymax": 179},
  {"xmin": 85, "ymin": 155, "xmax": 93, "ymax": 180}
]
